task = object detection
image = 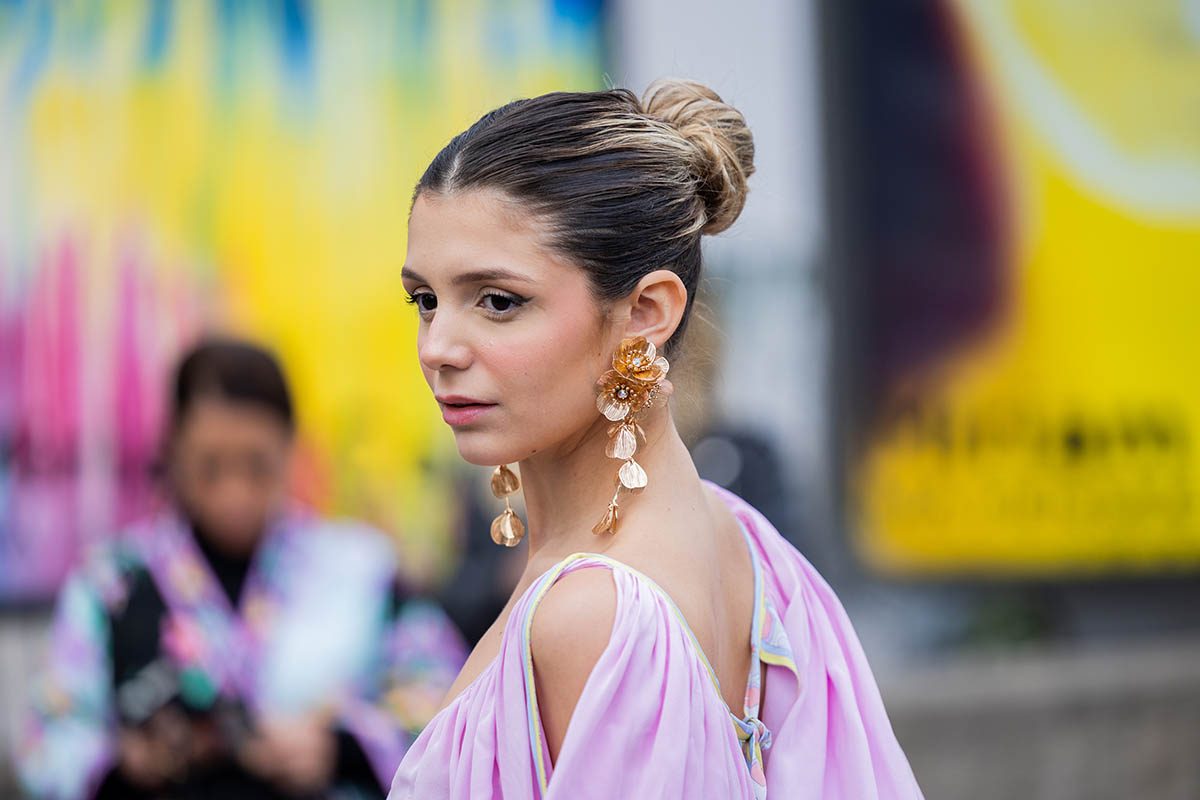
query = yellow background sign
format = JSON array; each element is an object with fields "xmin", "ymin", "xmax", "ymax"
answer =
[{"xmin": 857, "ymin": 0, "xmax": 1200, "ymax": 575}]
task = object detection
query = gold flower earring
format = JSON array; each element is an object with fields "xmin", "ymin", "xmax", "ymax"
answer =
[
  {"xmin": 593, "ymin": 336, "xmax": 673, "ymax": 536},
  {"xmin": 490, "ymin": 464, "xmax": 525, "ymax": 547}
]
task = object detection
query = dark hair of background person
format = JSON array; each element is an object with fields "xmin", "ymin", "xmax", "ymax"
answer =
[{"xmin": 169, "ymin": 338, "xmax": 295, "ymax": 436}]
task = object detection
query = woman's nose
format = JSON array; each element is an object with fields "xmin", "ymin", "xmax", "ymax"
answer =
[{"xmin": 418, "ymin": 311, "xmax": 473, "ymax": 373}]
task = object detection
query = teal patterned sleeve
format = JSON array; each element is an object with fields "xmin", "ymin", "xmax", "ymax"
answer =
[
  {"xmin": 15, "ymin": 559, "xmax": 122, "ymax": 800},
  {"xmin": 335, "ymin": 590, "xmax": 468, "ymax": 789},
  {"xmin": 381, "ymin": 597, "xmax": 468, "ymax": 735}
]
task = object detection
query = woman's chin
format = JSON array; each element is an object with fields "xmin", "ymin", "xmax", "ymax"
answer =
[{"xmin": 452, "ymin": 434, "xmax": 522, "ymax": 468}]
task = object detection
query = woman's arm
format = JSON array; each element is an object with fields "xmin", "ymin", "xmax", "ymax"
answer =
[{"xmin": 529, "ymin": 568, "xmax": 617, "ymax": 764}]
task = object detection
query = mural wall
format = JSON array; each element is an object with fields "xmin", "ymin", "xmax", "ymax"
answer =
[{"xmin": 0, "ymin": 0, "xmax": 606, "ymax": 600}]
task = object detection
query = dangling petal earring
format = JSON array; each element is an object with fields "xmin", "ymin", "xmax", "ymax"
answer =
[
  {"xmin": 490, "ymin": 464, "xmax": 525, "ymax": 547},
  {"xmin": 593, "ymin": 336, "xmax": 673, "ymax": 536}
]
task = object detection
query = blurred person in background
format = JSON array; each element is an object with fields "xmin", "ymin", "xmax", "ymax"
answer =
[
  {"xmin": 15, "ymin": 338, "xmax": 466, "ymax": 800},
  {"xmin": 389, "ymin": 80, "xmax": 922, "ymax": 798}
]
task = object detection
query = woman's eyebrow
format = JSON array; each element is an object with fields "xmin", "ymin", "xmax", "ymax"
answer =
[
  {"xmin": 452, "ymin": 268, "xmax": 534, "ymax": 286},
  {"xmin": 400, "ymin": 266, "xmax": 534, "ymax": 286}
]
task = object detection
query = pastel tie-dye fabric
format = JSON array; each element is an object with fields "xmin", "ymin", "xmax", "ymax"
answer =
[
  {"xmin": 17, "ymin": 510, "xmax": 467, "ymax": 800},
  {"xmin": 389, "ymin": 482, "xmax": 923, "ymax": 799}
]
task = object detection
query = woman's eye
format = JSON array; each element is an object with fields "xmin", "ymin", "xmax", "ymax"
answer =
[
  {"xmin": 406, "ymin": 291, "xmax": 437, "ymax": 313},
  {"xmin": 480, "ymin": 292, "xmax": 526, "ymax": 315}
]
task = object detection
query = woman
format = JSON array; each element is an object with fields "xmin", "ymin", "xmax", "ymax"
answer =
[
  {"xmin": 389, "ymin": 80, "xmax": 924, "ymax": 798},
  {"xmin": 18, "ymin": 339, "xmax": 466, "ymax": 800}
]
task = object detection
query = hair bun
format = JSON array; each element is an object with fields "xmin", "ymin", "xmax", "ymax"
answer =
[{"xmin": 640, "ymin": 78, "xmax": 755, "ymax": 235}]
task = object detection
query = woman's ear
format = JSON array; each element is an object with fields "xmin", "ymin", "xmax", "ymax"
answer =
[{"xmin": 624, "ymin": 269, "xmax": 687, "ymax": 348}]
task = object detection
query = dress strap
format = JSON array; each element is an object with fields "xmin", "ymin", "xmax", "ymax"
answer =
[{"xmin": 733, "ymin": 517, "xmax": 771, "ymax": 795}]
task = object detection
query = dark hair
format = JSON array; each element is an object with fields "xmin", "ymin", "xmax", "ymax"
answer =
[
  {"xmin": 170, "ymin": 338, "xmax": 294, "ymax": 435},
  {"xmin": 414, "ymin": 78, "xmax": 755, "ymax": 353}
]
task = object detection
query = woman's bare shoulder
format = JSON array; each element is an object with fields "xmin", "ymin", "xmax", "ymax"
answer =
[
  {"xmin": 529, "ymin": 565, "xmax": 618, "ymax": 761},
  {"xmin": 530, "ymin": 565, "xmax": 617, "ymax": 670}
]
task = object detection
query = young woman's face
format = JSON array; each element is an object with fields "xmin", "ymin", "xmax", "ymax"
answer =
[
  {"xmin": 403, "ymin": 190, "xmax": 620, "ymax": 466},
  {"xmin": 168, "ymin": 397, "xmax": 293, "ymax": 555}
]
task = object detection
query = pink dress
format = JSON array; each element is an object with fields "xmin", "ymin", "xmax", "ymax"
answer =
[{"xmin": 389, "ymin": 482, "xmax": 924, "ymax": 799}]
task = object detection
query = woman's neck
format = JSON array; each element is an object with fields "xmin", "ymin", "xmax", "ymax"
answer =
[{"xmin": 516, "ymin": 406, "xmax": 703, "ymax": 563}]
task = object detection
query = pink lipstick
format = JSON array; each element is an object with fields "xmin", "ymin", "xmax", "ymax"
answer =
[{"xmin": 436, "ymin": 395, "xmax": 497, "ymax": 426}]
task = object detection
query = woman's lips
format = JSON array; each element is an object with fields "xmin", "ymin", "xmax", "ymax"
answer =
[{"xmin": 436, "ymin": 397, "xmax": 496, "ymax": 426}]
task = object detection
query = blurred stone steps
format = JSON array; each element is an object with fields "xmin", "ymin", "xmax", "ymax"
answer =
[{"xmin": 881, "ymin": 637, "xmax": 1200, "ymax": 800}]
